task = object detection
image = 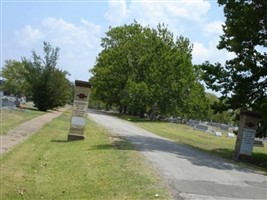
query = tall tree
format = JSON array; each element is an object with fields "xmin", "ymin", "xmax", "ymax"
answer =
[
  {"xmin": 201, "ymin": 0, "xmax": 267, "ymax": 137},
  {"xmin": 22, "ymin": 42, "xmax": 72, "ymax": 111},
  {"xmin": 90, "ymin": 22, "xmax": 208, "ymax": 119}
]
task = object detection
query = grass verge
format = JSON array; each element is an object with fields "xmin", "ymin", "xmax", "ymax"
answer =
[
  {"xmin": 0, "ymin": 104, "xmax": 45, "ymax": 135},
  {"xmin": 0, "ymin": 110, "xmax": 171, "ymax": 199},
  {"xmin": 122, "ymin": 116, "xmax": 267, "ymax": 172}
]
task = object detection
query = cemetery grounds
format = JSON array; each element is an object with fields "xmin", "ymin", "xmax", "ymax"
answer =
[
  {"xmin": 1, "ymin": 107, "xmax": 266, "ymax": 199},
  {"xmin": 123, "ymin": 117, "xmax": 267, "ymax": 172},
  {"xmin": 0, "ymin": 103, "xmax": 46, "ymax": 135},
  {"xmin": 0, "ymin": 109, "xmax": 171, "ymax": 199}
]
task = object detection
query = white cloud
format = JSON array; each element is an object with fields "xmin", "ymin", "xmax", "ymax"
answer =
[
  {"xmin": 203, "ymin": 21, "xmax": 224, "ymax": 37},
  {"xmin": 42, "ymin": 17, "xmax": 101, "ymax": 49},
  {"xmin": 81, "ymin": 18, "xmax": 102, "ymax": 34},
  {"xmin": 12, "ymin": 18, "xmax": 102, "ymax": 81},
  {"xmin": 105, "ymin": 0, "xmax": 211, "ymax": 26},
  {"xmin": 192, "ymin": 39, "xmax": 235, "ymax": 64},
  {"xmin": 41, "ymin": 17, "xmax": 102, "ymax": 80},
  {"xmin": 192, "ymin": 42, "xmax": 210, "ymax": 63},
  {"xmin": 14, "ymin": 25, "xmax": 45, "ymax": 47},
  {"xmin": 104, "ymin": 0, "xmax": 127, "ymax": 25}
]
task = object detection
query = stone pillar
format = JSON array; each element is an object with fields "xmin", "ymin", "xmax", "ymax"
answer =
[
  {"xmin": 68, "ymin": 80, "xmax": 91, "ymax": 141},
  {"xmin": 234, "ymin": 110, "xmax": 261, "ymax": 160}
]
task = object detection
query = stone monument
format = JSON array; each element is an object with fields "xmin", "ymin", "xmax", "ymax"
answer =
[
  {"xmin": 234, "ymin": 110, "xmax": 261, "ymax": 160},
  {"xmin": 68, "ymin": 80, "xmax": 91, "ymax": 141}
]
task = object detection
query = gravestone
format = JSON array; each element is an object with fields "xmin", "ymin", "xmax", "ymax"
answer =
[
  {"xmin": 220, "ymin": 124, "xmax": 230, "ymax": 131},
  {"xmin": 1, "ymin": 96, "xmax": 15, "ymax": 108},
  {"xmin": 227, "ymin": 133, "xmax": 235, "ymax": 138},
  {"xmin": 188, "ymin": 119, "xmax": 200, "ymax": 127},
  {"xmin": 207, "ymin": 122, "xmax": 220, "ymax": 128},
  {"xmin": 14, "ymin": 97, "xmax": 20, "ymax": 108},
  {"xmin": 68, "ymin": 80, "xmax": 91, "ymax": 141},
  {"xmin": 234, "ymin": 110, "xmax": 261, "ymax": 160},
  {"xmin": 215, "ymin": 131, "xmax": 222, "ymax": 137},
  {"xmin": 195, "ymin": 124, "xmax": 208, "ymax": 132},
  {"xmin": 170, "ymin": 117, "xmax": 182, "ymax": 123}
]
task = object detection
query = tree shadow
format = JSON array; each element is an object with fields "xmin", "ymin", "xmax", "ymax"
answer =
[
  {"xmin": 91, "ymin": 134, "xmax": 267, "ymax": 173},
  {"xmin": 90, "ymin": 137, "xmax": 134, "ymax": 151},
  {"xmin": 51, "ymin": 139, "xmax": 69, "ymax": 143}
]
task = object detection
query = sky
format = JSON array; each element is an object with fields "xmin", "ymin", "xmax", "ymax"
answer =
[{"xmin": 1, "ymin": 0, "xmax": 235, "ymax": 82}]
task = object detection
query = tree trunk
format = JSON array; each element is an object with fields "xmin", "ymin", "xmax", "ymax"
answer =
[{"xmin": 150, "ymin": 102, "xmax": 157, "ymax": 120}]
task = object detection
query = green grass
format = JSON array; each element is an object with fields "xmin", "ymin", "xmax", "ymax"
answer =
[
  {"xmin": 0, "ymin": 103, "xmax": 46, "ymax": 135},
  {"xmin": 0, "ymin": 110, "xmax": 171, "ymax": 199},
  {"xmin": 122, "ymin": 116, "xmax": 267, "ymax": 172}
]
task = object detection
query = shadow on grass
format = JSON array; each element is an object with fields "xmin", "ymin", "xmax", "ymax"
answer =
[
  {"xmin": 90, "ymin": 134, "xmax": 267, "ymax": 172},
  {"xmin": 51, "ymin": 139, "xmax": 69, "ymax": 143},
  {"xmin": 90, "ymin": 137, "xmax": 134, "ymax": 151},
  {"xmin": 205, "ymin": 148, "xmax": 267, "ymax": 170}
]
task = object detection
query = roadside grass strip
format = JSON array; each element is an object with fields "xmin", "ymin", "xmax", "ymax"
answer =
[
  {"xmin": 127, "ymin": 119, "xmax": 267, "ymax": 172},
  {"xmin": 0, "ymin": 106, "xmax": 45, "ymax": 135},
  {"xmin": 0, "ymin": 110, "xmax": 171, "ymax": 199}
]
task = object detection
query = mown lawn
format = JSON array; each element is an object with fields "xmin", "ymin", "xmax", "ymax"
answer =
[
  {"xmin": 0, "ymin": 104, "xmax": 45, "ymax": 135},
  {"xmin": 0, "ymin": 110, "xmax": 171, "ymax": 199},
  {"xmin": 122, "ymin": 116, "xmax": 267, "ymax": 172}
]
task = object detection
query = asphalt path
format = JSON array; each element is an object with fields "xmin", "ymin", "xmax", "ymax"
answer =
[{"xmin": 88, "ymin": 110, "xmax": 267, "ymax": 200}]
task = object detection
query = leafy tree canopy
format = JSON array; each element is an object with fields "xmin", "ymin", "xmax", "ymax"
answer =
[
  {"xmin": 90, "ymin": 21, "xmax": 209, "ymax": 120},
  {"xmin": 201, "ymin": 0, "xmax": 267, "ymax": 137},
  {"xmin": 0, "ymin": 60, "xmax": 31, "ymax": 96},
  {"xmin": 21, "ymin": 42, "xmax": 73, "ymax": 111}
]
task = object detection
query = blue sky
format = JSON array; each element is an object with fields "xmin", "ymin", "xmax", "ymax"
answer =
[{"xmin": 1, "ymin": 0, "xmax": 235, "ymax": 82}]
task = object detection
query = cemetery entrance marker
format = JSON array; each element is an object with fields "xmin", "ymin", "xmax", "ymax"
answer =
[
  {"xmin": 234, "ymin": 110, "xmax": 261, "ymax": 160},
  {"xmin": 68, "ymin": 80, "xmax": 91, "ymax": 141}
]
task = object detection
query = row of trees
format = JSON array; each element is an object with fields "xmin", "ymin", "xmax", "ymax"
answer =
[
  {"xmin": 90, "ymin": 22, "xmax": 212, "ymax": 120},
  {"xmin": 1, "ymin": 42, "xmax": 73, "ymax": 111}
]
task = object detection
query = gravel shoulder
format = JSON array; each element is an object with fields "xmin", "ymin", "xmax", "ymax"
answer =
[
  {"xmin": 0, "ymin": 107, "xmax": 67, "ymax": 155},
  {"xmin": 89, "ymin": 109, "xmax": 267, "ymax": 200}
]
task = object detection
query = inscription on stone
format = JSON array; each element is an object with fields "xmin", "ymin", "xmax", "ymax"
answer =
[{"xmin": 68, "ymin": 80, "xmax": 91, "ymax": 141}]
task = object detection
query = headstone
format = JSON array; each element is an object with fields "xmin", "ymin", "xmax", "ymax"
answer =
[
  {"xmin": 220, "ymin": 124, "xmax": 230, "ymax": 131},
  {"xmin": 1, "ymin": 96, "xmax": 15, "ymax": 108},
  {"xmin": 234, "ymin": 110, "xmax": 261, "ymax": 159},
  {"xmin": 170, "ymin": 117, "xmax": 182, "ymax": 123},
  {"xmin": 68, "ymin": 80, "xmax": 91, "ymax": 141},
  {"xmin": 215, "ymin": 131, "xmax": 222, "ymax": 137},
  {"xmin": 195, "ymin": 124, "xmax": 208, "ymax": 132},
  {"xmin": 207, "ymin": 122, "xmax": 221, "ymax": 128},
  {"xmin": 188, "ymin": 119, "xmax": 200, "ymax": 127},
  {"xmin": 227, "ymin": 133, "xmax": 235, "ymax": 138},
  {"xmin": 253, "ymin": 140, "xmax": 264, "ymax": 147},
  {"xmin": 14, "ymin": 97, "xmax": 20, "ymax": 108}
]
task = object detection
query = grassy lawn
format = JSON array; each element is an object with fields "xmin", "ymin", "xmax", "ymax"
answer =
[
  {"xmin": 0, "ymin": 103, "xmax": 46, "ymax": 135},
  {"xmin": 122, "ymin": 116, "xmax": 267, "ymax": 172},
  {"xmin": 0, "ymin": 110, "xmax": 171, "ymax": 199}
]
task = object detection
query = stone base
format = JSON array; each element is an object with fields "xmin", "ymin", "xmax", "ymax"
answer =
[{"xmin": 68, "ymin": 134, "xmax": 85, "ymax": 141}]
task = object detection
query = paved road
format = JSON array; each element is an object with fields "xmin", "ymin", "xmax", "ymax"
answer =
[{"xmin": 89, "ymin": 110, "xmax": 267, "ymax": 200}]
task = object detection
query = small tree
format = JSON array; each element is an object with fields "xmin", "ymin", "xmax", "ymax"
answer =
[{"xmin": 22, "ymin": 42, "xmax": 72, "ymax": 111}]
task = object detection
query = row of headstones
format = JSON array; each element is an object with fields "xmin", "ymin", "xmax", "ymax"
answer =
[
  {"xmin": 168, "ymin": 117, "xmax": 236, "ymax": 138},
  {"xmin": 0, "ymin": 94, "xmax": 25, "ymax": 108},
  {"xmin": 194, "ymin": 124, "xmax": 236, "ymax": 138},
  {"xmin": 188, "ymin": 119, "xmax": 236, "ymax": 131}
]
